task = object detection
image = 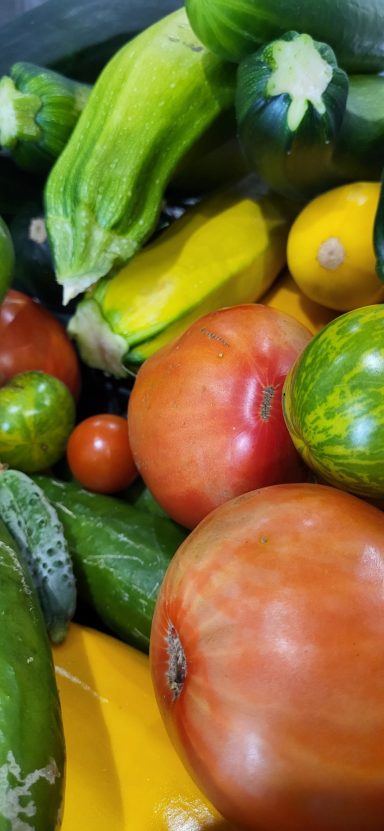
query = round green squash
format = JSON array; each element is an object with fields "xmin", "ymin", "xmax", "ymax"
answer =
[
  {"xmin": 0, "ymin": 370, "xmax": 75, "ymax": 473},
  {"xmin": 282, "ymin": 305, "xmax": 384, "ymax": 498}
]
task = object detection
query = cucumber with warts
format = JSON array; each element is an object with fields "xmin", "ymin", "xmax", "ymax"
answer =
[{"xmin": 0, "ymin": 469, "xmax": 77, "ymax": 644}]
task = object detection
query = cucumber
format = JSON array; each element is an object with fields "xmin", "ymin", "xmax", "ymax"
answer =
[
  {"xmin": 185, "ymin": 0, "xmax": 384, "ymax": 72},
  {"xmin": 45, "ymin": 7, "xmax": 237, "ymax": 304},
  {"xmin": 0, "ymin": 0, "xmax": 183, "ymax": 83},
  {"xmin": 32, "ymin": 475, "xmax": 188, "ymax": 652},
  {"xmin": 0, "ymin": 469, "xmax": 77, "ymax": 644},
  {"xmin": 0, "ymin": 215, "xmax": 14, "ymax": 304},
  {"xmin": 0, "ymin": 515, "xmax": 65, "ymax": 829}
]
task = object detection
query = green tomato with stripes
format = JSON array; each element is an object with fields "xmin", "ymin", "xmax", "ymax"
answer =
[
  {"xmin": 0, "ymin": 370, "xmax": 75, "ymax": 473},
  {"xmin": 282, "ymin": 305, "xmax": 384, "ymax": 498}
]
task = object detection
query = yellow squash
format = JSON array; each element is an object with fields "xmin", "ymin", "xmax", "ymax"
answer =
[
  {"xmin": 68, "ymin": 178, "xmax": 292, "ymax": 375},
  {"xmin": 286, "ymin": 181, "xmax": 384, "ymax": 311},
  {"xmin": 261, "ymin": 269, "xmax": 338, "ymax": 332},
  {"xmin": 53, "ymin": 623, "xmax": 234, "ymax": 830}
]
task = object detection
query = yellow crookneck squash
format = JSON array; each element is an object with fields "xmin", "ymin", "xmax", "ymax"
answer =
[{"xmin": 53, "ymin": 623, "xmax": 233, "ymax": 830}]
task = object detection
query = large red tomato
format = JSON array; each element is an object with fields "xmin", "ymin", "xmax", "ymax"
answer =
[
  {"xmin": 0, "ymin": 289, "xmax": 81, "ymax": 398},
  {"xmin": 128, "ymin": 304, "xmax": 312, "ymax": 528},
  {"xmin": 150, "ymin": 483, "xmax": 384, "ymax": 831}
]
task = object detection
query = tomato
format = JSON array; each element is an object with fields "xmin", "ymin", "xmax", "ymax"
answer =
[
  {"xmin": 66, "ymin": 414, "xmax": 138, "ymax": 493},
  {"xmin": 283, "ymin": 304, "xmax": 384, "ymax": 499},
  {"xmin": 128, "ymin": 304, "xmax": 312, "ymax": 529},
  {"xmin": 0, "ymin": 370, "xmax": 75, "ymax": 472},
  {"xmin": 150, "ymin": 483, "xmax": 384, "ymax": 831},
  {"xmin": 0, "ymin": 289, "xmax": 81, "ymax": 398}
]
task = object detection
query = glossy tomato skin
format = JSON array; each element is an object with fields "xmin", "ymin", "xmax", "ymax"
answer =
[
  {"xmin": 150, "ymin": 483, "xmax": 384, "ymax": 831},
  {"xmin": 128, "ymin": 304, "xmax": 312, "ymax": 528},
  {"xmin": 0, "ymin": 289, "xmax": 81, "ymax": 398},
  {"xmin": 66, "ymin": 414, "xmax": 138, "ymax": 493}
]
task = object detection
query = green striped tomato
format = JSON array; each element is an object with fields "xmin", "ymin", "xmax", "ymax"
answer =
[
  {"xmin": 282, "ymin": 304, "xmax": 384, "ymax": 498},
  {"xmin": 0, "ymin": 370, "xmax": 75, "ymax": 473}
]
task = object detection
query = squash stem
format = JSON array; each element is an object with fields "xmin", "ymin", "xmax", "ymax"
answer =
[{"xmin": 0, "ymin": 75, "xmax": 41, "ymax": 148}]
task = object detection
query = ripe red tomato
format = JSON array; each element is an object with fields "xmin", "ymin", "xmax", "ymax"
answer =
[
  {"xmin": 150, "ymin": 483, "xmax": 384, "ymax": 831},
  {"xmin": 0, "ymin": 289, "xmax": 81, "ymax": 398},
  {"xmin": 128, "ymin": 304, "xmax": 312, "ymax": 528},
  {"xmin": 66, "ymin": 414, "xmax": 138, "ymax": 493}
]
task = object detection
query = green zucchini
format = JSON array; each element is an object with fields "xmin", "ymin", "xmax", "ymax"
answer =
[
  {"xmin": 237, "ymin": 72, "xmax": 384, "ymax": 200},
  {"xmin": 0, "ymin": 63, "xmax": 91, "ymax": 174},
  {"xmin": 0, "ymin": 469, "xmax": 77, "ymax": 644},
  {"xmin": 235, "ymin": 31, "xmax": 348, "ymax": 201},
  {"xmin": 0, "ymin": 0, "xmax": 183, "ymax": 83},
  {"xmin": 185, "ymin": 0, "xmax": 384, "ymax": 72},
  {"xmin": 45, "ymin": 7, "xmax": 237, "ymax": 305},
  {"xmin": 0, "ymin": 215, "xmax": 14, "ymax": 303},
  {"xmin": 0, "ymin": 515, "xmax": 65, "ymax": 829},
  {"xmin": 374, "ymin": 173, "xmax": 384, "ymax": 282},
  {"xmin": 32, "ymin": 475, "xmax": 188, "ymax": 652}
]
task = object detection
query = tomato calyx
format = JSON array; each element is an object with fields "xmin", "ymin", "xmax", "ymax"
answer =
[{"xmin": 166, "ymin": 621, "xmax": 187, "ymax": 701}]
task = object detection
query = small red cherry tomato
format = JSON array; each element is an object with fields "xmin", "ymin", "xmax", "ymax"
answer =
[{"xmin": 66, "ymin": 414, "xmax": 138, "ymax": 493}]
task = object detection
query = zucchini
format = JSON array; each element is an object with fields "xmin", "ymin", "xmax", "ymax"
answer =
[
  {"xmin": 235, "ymin": 31, "xmax": 348, "ymax": 201},
  {"xmin": 0, "ymin": 0, "xmax": 183, "ymax": 83},
  {"xmin": 0, "ymin": 215, "xmax": 14, "ymax": 303},
  {"xmin": 238, "ymin": 72, "xmax": 384, "ymax": 200},
  {"xmin": 9, "ymin": 199, "xmax": 63, "ymax": 310},
  {"xmin": 66, "ymin": 178, "xmax": 292, "ymax": 376},
  {"xmin": 32, "ymin": 475, "xmax": 188, "ymax": 652},
  {"xmin": 185, "ymin": 0, "xmax": 384, "ymax": 72},
  {"xmin": 374, "ymin": 173, "xmax": 384, "ymax": 282},
  {"xmin": 0, "ymin": 63, "xmax": 91, "ymax": 174},
  {"xmin": 0, "ymin": 515, "xmax": 65, "ymax": 829},
  {"xmin": 0, "ymin": 469, "xmax": 77, "ymax": 644},
  {"xmin": 45, "ymin": 7, "xmax": 237, "ymax": 305}
]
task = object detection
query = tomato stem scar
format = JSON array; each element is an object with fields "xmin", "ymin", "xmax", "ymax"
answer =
[{"xmin": 166, "ymin": 621, "xmax": 187, "ymax": 701}]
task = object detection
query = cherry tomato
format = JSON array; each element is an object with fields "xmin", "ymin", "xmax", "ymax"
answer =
[
  {"xmin": 66, "ymin": 414, "xmax": 138, "ymax": 493},
  {"xmin": 0, "ymin": 289, "xmax": 81, "ymax": 398},
  {"xmin": 128, "ymin": 304, "xmax": 312, "ymax": 529},
  {"xmin": 150, "ymin": 483, "xmax": 384, "ymax": 831}
]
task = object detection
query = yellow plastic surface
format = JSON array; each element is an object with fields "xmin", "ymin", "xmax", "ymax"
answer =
[{"xmin": 53, "ymin": 623, "xmax": 233, "ymax": 831}]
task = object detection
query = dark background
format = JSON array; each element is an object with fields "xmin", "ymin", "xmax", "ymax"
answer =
[{"xmin": 0, "ymin": 0, "xmax": 47, "ymax": 25}]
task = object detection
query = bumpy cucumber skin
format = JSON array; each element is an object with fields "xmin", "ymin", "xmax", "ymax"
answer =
[
  {"xmin": 33, "ymin": 476, "xmax": 187, "ymax": 652},
  {"xmin": 0, "ymin": 517, "xmax": 65, "ymax": 830},
  {"xmin": 185, "ymin": 0, "xmax": 384, "ymax": 72},
  {"xmin": 45, "ymin": 7, "xmax": 237, "ymax": 304},
  {"xmin": 0, "ymin": 469, "xmax": 77, "ymax": 644}
]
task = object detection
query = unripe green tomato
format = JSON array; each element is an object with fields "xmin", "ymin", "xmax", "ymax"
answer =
[{"xmin": 0, "ymin": 370, "xmax": 76, "ymax": 472}]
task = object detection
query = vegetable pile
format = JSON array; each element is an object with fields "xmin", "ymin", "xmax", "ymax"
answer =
[{"xmin": 0, "ymin": 0, "xmax": 384, "ymax": 828}]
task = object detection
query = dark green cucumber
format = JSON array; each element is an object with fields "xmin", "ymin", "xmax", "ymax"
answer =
[
  {"xmin": 0, "ymin": 469, "xmax": 77, "ymax": 644},
  {"xmin": 33, "ymin": 475, "xmax": 188, "ymax": 652},
  {"xmin": 0, "ymin": 63, "xmax": 91, "ymax": 174},
  {"xmin": 0, "ymin": 0, "xmax": 183, "ymax": 83},
  {"xmin": 185, "ymin": 0, "xmax": 384, "ymax": 72},
  {"xmin": 374, "ymin": 170, "xmax": 384, "ymax": 283},
  {"xmin": 236, "ymin": 31, "xmax": 348, "ymax": 201},
  {"xmin": 0, "ymin": 515, "xmax": 65, "ymax": 829},
  {"xmin": 0, "ymin": 215, "xmax": 14, "ymax": 303},
  {"xmin": 45, "ymin": 7, "xmax": 237, "ymax": 304}
]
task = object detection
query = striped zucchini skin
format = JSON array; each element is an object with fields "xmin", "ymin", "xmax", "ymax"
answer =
[
  {"xmin": 185, "ymin": 0, "xmax": 384, "ymax": 72},
  {"xmin": 0, "ymin": 517, "xmax": 65, "ymax": 830},
  {"xmin": 282, "ymin": 305, "xmax": 384, "ymax": 497},
  {"xmin": 45, "ymin": 7, "xmax": 237, "ymax": 305}
]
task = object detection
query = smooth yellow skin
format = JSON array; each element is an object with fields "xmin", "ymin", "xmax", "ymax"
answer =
[
  {"xmin": 286, "ymin": 181, "xmax": 384, "ymax": 311},
  {"xmin": 53, "ymin": 623, "xmax": 233, "ymax": 831},
  {"xmin": 261, "ymin": 269, "xmax": 337, "ymax": 332}
]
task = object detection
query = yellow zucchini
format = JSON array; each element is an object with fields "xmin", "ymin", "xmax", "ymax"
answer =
[{"xmin": 67, "ymin": 178, "xmax": 292, "ymax": 375}]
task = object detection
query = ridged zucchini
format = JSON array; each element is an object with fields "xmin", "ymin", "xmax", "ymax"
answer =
[
  {"xmin": 0, "ymin": 469, "xmax": 77, "ymax": 644},
  {"xmin": 0, "ymin": 0, "xmax": 182, "ymax": 82},
  {"xmin": 235, "ymin": 32, "xmax": 348, "ymax": 201},
  {"xmin": 185, "ymin": 0, "xmax": 384, "ymax": 72},
  {"xmin": 33, "ymin": 475, "xmax": 188, "ymax": 652},
  {"xmin": 0, "ymin": 63, "xmax": 91, "ymax": 174},
  {"xmin": 45, "ymin": 7, "xmax": 237, "ymax": 305},
  {"xmin": 67, "ymin": 178, "xmax": 292, "ymax": 375},
  {"xmin": 0, "ymin": 515, "xmax": 65, "ymax": 829}
]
